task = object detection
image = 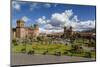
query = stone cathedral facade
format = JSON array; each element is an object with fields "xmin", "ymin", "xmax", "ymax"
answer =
[{"xmin": 12, "ymin": 19, "xmax": 40, "ymax": 39}]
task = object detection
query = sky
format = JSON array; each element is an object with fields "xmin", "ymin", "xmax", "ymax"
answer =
[{"xmin": 12, "ymin": 1, "xmax": 96, "ymax": 33}]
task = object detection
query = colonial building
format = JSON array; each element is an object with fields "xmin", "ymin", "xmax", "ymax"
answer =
[
  {"xmin": 63, "ymin": 26, "xmax": 73, "ymax": 38},
  {"xmin": 46, "ymin": 26, "xmax": 73, "ymax": 39},
  {"xmin": 12, "ymin": 19, "xmax": 39, "ymax": 39}
]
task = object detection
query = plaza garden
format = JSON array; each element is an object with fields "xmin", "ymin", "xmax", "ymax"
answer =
[{"xmin": 12, "ymin": 34, "xmax": 96, "ymax": 59}]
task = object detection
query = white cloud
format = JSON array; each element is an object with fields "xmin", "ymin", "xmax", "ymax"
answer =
[
  {"xmin": 68, "ymin": 20, "xmax": 95, "ymax": 31},
  {"xmin": 39, "ymin": 28, "xmax": 63, "ymax": 34},
  {"xmin": 36, "ymin": 9, "xmax": 95, "ymax": 33},
  {"xmin": 78, "ymin": 20, "xmax": 95, "ymax": 29},
  {"xmin": 44, "ymin": 24, "xmax": 53, "ymax": 29},
  {"xmin": 30, "ymin": 3, "xmax": 51, "ymax": 11},
  {"xmin": 12, "ymin": 1, "xmax": 21, "ymax": 11},
  {"xmin": 72, "ymin": 15, "xmax": 79, "ymax": 22},
  {"xmin": 44, "ymin": 4, "xmax": 51, "ymax": 8},
  {"xmin": 37, "ymin": 18, "xmax": 46, "ymax": 24},
  {"xmin": 50, "ymin": 9, "xmax": 73, "ymax": 27},
  {"xmin": 36, "ymin": 16, "xmax": 50, "ymax": 25},
  {"xmin": 50, "ymin": 10, "xmax": 95, "ymax": 31},
  {"xmin": 39, "ymin": 28, "xmax": 47, "ymax": 33},
  {"xmin": 30, "ymin": 3, "xmax": 39, "ymax": 11},
  {"xmin": 21, "ymin": 16, "xmax": 30, "ymax": 22},
  {"xmin": 64, "ymin": 10, "xmax": 73, "ymax": 17},
  {"xmin": 42, "ymin": 16, "xmax": 46, "ymax": 19}
]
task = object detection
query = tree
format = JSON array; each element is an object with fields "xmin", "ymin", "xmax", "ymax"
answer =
[
  {"xmin": 84, "ymin": 52, "xmax": 92, "ymax": 58},
  {"xmin": 12, "ymin": 39, "xmax": 18, "ymax": 46}
]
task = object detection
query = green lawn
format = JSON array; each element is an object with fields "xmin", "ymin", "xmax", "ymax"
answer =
[
  {"xmin": 12, "ymin": 37, "xmax": 96, "ymax": 59},
  {"xmin": 12, "ymin": 43, "xmax": 71, "ymax": 54},
  {"xmin": 12, "ymin": 42, "xmax": 96, "ymax": 58}
]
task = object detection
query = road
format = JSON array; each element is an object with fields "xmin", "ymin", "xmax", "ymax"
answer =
[{"xmin": 11, "ymin": 53, "xmax": 95, "ymax": 66}]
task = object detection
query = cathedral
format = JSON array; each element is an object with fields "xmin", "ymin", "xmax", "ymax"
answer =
[
  {"xmin": 12, "ymin": 19, "xmax": 39, "ymax": 39},
  {"xmin": 63, "ymin": 26, "xmax": 73, "ymax": 38}
]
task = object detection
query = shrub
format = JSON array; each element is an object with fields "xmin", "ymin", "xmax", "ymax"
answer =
[
  {"xmin": 84, "ymin": 52, "xmax": 92, "ymax": 58},
  {"xmin": 54, "ymin": 51, "xmax": 61, "ymax": 56},
  {"xmin": 27, "ymin": 50, "xmax": 35, "ymax": 55},
  {"xmin": 12, "ymin": 39, "xmax": 18, "ymax": 46},
  {"xmin": 67, "ymin": 52, "xmax": 72, "ymax": 56},
  {"xmin": 21, "ymin": 48, "xmax": 26, "ymax": 53},
  {"xmin": 65, "ymin": 43, "xmax": 68, "ymax": 46},
  {"xmin": 42, "ymin": 50, "xmax": 48, "ymax": 55},
  {"xmin": 63, "ymin": 50, "xmax": 68, "ymax": 55},
  {"xmin": 13, "ymin": 43, "xmax": 18, "ymax": 46}
]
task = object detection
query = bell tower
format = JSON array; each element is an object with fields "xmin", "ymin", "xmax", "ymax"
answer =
[
  {"xmin": 17, "ymin": 20, "xmax": 25, "ymax": 28},
  {"xmin": 64, "ymin": 26, "xmax": 67, "ymax": 34},
  {"xmin": 16, "ymin": 19, "xmax": 26, "ymax": 39}
]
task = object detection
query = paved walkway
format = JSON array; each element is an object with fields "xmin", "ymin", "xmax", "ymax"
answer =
[{"xmin": 11, "ymin": 53, "xmax": 95, "ymax": 66}]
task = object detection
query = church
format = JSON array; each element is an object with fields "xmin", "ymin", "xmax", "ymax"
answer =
[{"xmin": 12, "ymin": 19, "xmax": 40, "ymax": 39}]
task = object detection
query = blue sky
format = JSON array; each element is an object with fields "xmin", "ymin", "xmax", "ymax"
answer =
[{"xmin": 12, "ymin": 1, "xmax": 96, "ymax": 32}]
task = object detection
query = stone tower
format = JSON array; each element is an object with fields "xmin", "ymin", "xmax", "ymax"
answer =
[
  {"xmin": 64, "ymin": 26, "xmax": 67, "ymax": 34},
  {"xmin": 63, "ymin": 26, "xmax": 73, "ymax": 38},
  {"xmin": 69, "ymin": 26, "xmax": 72, "ymax": 32},
  {"xmin": 16, "ymin": 20, "xmax": 26, "ymax": 39},
  {"xmin": 33, "ymin": 24, "xmax": 39, "ymax": 37},
  {"xmin": 63, "ymin": 26, "xmax": 67, "ymax": 38}
]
